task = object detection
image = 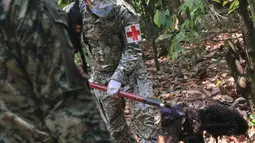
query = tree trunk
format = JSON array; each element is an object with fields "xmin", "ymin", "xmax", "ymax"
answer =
[
  {"xmin": 248, "ymin": 0, "xmax": 255, "ymax": 29},
  {"xmin": 169, "ymin": 0, "xmax": 182, "ymax": 13},
  {"xmin": 226, "ymin": 0, "xmax": 255, "ymax": 112},
  {"xmin": 241, "ymin": 0, "xmax": 255, "ymax": 111},
  {"xmin": 141, "ymin": 0, "xmax": 160, "ymax": 71},
  {"xmin": 159, "ymin": 0, "xmax": 182, "ymax": 57}
]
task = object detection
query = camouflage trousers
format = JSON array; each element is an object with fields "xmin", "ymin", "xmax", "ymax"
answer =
[
  {"xmin": 90, "ymin": 70, "xmax": 158, "ymax": 143},
  {"xmin": 0, "ymin": 92, "xmax": 111, "ymax": 143}
]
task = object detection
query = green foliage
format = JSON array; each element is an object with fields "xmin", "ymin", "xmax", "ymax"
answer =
[
  {"xmin": 154, "ymin": 9, "xmax": 170, "ymax": 28},
  {"xmin": 228, "ymin": 0, "xmax": 239, "ymax": 14},
  {"xmin": 170, "ymin": 36, "xmax": 186, "ymax": 61},
  {"xmin": 188, "ymin": 44, "xmax": 205, "ymax": 64},
  {"xmin": 213, "ymin": 0, "xmax": 221, "ymax": 3},
  {"xmin": 154, "ymin": 0, "xmax": 206, "ymax": 61},
  {"xmin": 153, "ymin": 0, "xmax": 240, "ymax": 62},
  {"xmin": 74, "ymin": 52, "xmax": 83, "ymax": 66},
  {"xmin": 213, "ymin": 0, "xmax": 239, "ymax": 14},
  {"xmin": 249, "ymin": 114, "xmax": 255, "ymax": 127},
  {"xmin": 58, "ymin": 0, "xmax": 72, "ymax": 8},
  {"xmin": 155, "ymin": 34, "xmax": 173, "ymax": 42},
  {"xmin": 146, "ymin": 0, "xmax": 150, "ymax": 5}
]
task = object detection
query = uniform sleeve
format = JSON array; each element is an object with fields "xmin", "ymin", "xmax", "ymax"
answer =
[
  {"xmin": 7, "ymin": 0, "xmax": 89, "ymax": 102},
  {"xmin": 110, "ymin": 6, "xmax": 143, "ymax": 85}
]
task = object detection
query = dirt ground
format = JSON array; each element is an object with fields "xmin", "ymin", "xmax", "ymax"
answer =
[{"xmin": 141, "ymin": 31, "xmax": 255, "ymax": 142}]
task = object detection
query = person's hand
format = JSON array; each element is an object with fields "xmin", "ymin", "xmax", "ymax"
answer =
[{"xmin": 107, "ymin": 80, "xmax": 121, "ymax": 97}]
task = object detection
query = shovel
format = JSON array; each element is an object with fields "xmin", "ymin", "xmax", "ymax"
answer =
[{"xmin": 88, "ymin": 82, "xmax": 184, "ymax": 120}]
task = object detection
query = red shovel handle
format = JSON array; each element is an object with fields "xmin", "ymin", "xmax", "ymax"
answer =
[
  {"xmin": 89, "ymin": 82, "xmax": 184, "ymax": 119},
  {"xmin": 88, "ymin": 82, "xmax": 144, "ymax": 102}
]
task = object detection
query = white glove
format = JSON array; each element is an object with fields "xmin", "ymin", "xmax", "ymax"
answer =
[{"xmin": 107, "ymin": 80, "xmax": 122, "ymax": 96}]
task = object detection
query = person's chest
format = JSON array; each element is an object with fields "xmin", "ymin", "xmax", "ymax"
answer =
[{"xmin": 82, "ymin": 11, "xmax": 122, "ymax": 42}]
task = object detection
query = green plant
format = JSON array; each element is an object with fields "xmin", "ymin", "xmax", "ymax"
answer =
[
  {"xmin": 154, "ymin": 0, "xmax": 206, "ymax": 61},
  {"xmin": 213, "ymin": 0, "xmax": 239, "ymax": 14},
  {"xmin": 58, "ymin": 0, "xmax": 72, "ymax": 8},
  {"xmin": 249, "ymin": 114, "xmax": 255, "ymax": 127}
]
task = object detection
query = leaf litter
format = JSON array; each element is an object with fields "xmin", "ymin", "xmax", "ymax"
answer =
[{"xmin": 137, "ymin": 32, "xmax": 255, "ymax": 142}]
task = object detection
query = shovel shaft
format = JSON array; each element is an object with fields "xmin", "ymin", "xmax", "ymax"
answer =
[
  {"xmin": 89, "ymin": 82, "xmax": 144, "ymax": 102},
  {"xmin": 88, "ymin": 82, "xmax": 165, "ymax": 108},
  {"xmin": 89, "ymin": 82, "xmax": 184, "ymax": 119}
]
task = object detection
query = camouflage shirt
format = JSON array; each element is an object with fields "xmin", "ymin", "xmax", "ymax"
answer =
[
  {"xmin": 0, "ymin": 0, "xmax": 90, "ymax": 112},
  {"xmin": 79, "ymin": 0, "xmax": 143, "ymax": 85}
]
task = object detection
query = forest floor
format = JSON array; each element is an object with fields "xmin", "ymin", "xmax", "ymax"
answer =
[{"xmin": 141, "ymin": 28, "xmax": 255, "ymax": 142}]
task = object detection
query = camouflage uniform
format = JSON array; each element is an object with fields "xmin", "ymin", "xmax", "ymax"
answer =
[
  {"xmin": 77, "ymin": 0, "xmax": 157, "ymax": 142},
  {"xmin": 0, "ymin": 0, "xmax": 111, "ymax": 142}
]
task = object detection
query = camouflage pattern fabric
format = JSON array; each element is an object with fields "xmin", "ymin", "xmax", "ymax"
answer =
[
  {"xmin": 0, "ymin": 0, "xmax": 111, "ymax": 142},
  {"xmin": 76, "ymin": 0, "xmax": 158, "ymax": 142}
]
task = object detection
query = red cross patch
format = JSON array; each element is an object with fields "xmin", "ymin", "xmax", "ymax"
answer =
[{"xmin": 125, "ymin": 24, "xmax": 142, "ymax": 44}]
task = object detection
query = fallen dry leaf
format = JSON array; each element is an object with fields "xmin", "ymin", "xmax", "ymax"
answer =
[{"xmin": 141, "ymin": 22, "xmax": 253, "ymax": 142}]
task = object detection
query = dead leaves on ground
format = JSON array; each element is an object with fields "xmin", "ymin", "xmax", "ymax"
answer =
[
  {"xmin": 145, "ymin": 52, "xmax": 237, "ymax": 103},
  {"xmin": 142, "ymin": 31, "xmax": 254, "ymax": 142}
]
